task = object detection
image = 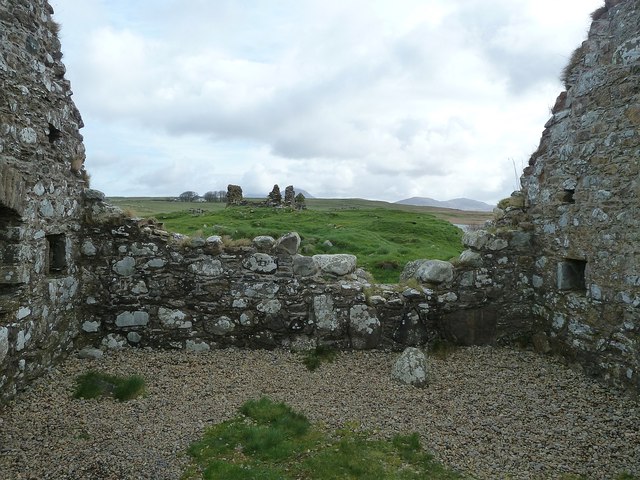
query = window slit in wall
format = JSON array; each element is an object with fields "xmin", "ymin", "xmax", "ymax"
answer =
[
  {"xmin": 46, "ymin": 234, "xmax": 66, "ymax": 274},
  {"xmin": 557, "ymin": 258, "xmax": 586, "ymax": 291},
  {"xmin": 562, "ymin": 189, "xmax": 575, "ymax": 204},
  {"xmin": 47, "ymin": 123, "xmax": 61, "ymax": 144}
]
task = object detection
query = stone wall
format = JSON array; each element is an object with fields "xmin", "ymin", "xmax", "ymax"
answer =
[
  {"xmin": 519, "ymin": 0, "xmax": 640, "ymax": 390},
  {"xmin": 0, "ymin": 0, "xmax": 87, "ymax": 402},
  {"xmin": 75, "ymin": 194, "xmax": 529, "ymax": 357}
]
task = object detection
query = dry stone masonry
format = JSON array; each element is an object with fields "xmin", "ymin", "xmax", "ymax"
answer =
[
  {"xmin": 0, "ymin": 0, "xmax": 88, "ymax": 401},
  {"xmin": 518, "ymin": 0, "xmax": 640, "ymax": 388},
  {"xmin": 0, "ymin": 0, "xmax": 639, "ymax": 403}
]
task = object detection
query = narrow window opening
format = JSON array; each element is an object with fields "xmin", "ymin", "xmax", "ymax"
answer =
[
  {"xmin": 562, "ymin": 189, "xmax": 575, "ymax": 204},
  {"xmin": 47, "ymin": 123, "xmax": 61, "ymax": 144},
  {"xmin": 46, "ymin": 234, "xmax": 67, "ymax": 274},
  {"xmin": 557, "ymin": 259, "xmax": 586, "ymax": 291}
]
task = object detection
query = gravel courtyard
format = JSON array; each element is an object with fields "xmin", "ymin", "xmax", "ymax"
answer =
[{"xmin": 0, "ymin": 347, "xmax": 638, "ymax": 479}]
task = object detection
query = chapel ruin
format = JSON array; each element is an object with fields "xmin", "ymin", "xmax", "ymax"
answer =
[{"xmin": 0, "ymin": 0, "xmax": 638, "ymax": 403}]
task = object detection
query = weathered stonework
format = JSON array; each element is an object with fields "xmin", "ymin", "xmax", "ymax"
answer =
[
  {"xmin": 0, "ymin": 0, "xmax": 88, "ymax": 402},
  {"xmin": 519, "ymin": 0, "xmax": 640, "ymax": 389},
  {"xmin": 1, "ymin": 0, "xmax": 639, "ymax": 404}
]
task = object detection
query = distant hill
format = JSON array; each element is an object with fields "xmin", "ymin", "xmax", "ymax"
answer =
[{"xmin": 395, "ymin": 197, "xmax": 494, "ymax": 212}]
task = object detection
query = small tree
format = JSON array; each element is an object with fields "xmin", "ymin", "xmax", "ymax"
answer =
[
  {"xmin": 179, "ymin": 191, "xmax": 199, "ymax": 202},
  {"xmin": 203, "ymin": 191, "xmax": 217, "ymax": 202},
  {"xmin": 294, "ymin": 193, "xmax": 306, "ymax": 210}
]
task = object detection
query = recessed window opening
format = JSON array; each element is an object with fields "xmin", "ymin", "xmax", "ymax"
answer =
[
  {"xmin": 46, "ymin": 234, "xmax": 67, "ymax": 274},
  {"xmin": 47, "ymin": 123, "xmax": 61, "ymax": 144},
  {"xmin": 557, "ymin": 258, "xmax": 586, "ymax": 291},
  {"xmin": 562, "ymin": 189, "xmax": 576, "ymax": 204},
  {"xmin": 0, "ymin": 204, "xmax": 20, "ymax": 228}
]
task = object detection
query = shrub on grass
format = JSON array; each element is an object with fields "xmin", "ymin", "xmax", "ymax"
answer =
[{"xmin": 73, "ymin": 371, "xmax": 145, "ymax": 401}]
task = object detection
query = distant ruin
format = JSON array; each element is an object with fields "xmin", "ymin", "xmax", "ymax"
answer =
[
  {"xmin": 225, "ymin": 183, "xmax": 306, "ymax": 209},
  {"xmin": 0, "ymin": 0, "xmax": 638, "ymax": 403}
]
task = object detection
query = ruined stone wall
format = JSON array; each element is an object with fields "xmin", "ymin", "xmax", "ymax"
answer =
[
  {"xmin": 76, "ymin": 195, "xmax": 529, "ymax": 357},
  {"xmin": 521, "ymin": 0, "xmax": 640, "ymax": 390},
  {"xmin": 0, "ymin": 0, "xmax": 87, "ymax": 401},
  {"xmin": 78, "ymin": 213, "xmax": 425, "ymax": 353}
]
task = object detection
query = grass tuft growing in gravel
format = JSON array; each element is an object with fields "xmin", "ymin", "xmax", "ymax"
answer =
[
  {"xmin": 73, "ymin": 370, "xmax": 146, "ymax": 401},
  {"xmin": 183, "ymin": 396, "xmax": 464, "ymax": 480},
  {"xmin": 302, "ymin": 344, "xmax": 338, "ymax": 371}
]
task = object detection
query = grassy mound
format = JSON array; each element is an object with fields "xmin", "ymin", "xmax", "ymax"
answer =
[{"xmin": 183, "ymin": 396, "xmax": 463, "ymax": 479}]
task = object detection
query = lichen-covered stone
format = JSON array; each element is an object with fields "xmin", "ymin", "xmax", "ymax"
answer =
[
  {"xmin": 186, "ymin": 340, "xmax": 211, "ymax": 352},
  {"xmin": 293, "ymin": 255, "xmax": 318, "ymax": 277},
  {"xmin": 0, "ymin": 328, "xmax": 8, "ymax": 363},
  {"xmin": 349, "ymin": 304, "xmax": 381, "ymax": 349},
  {"xmin": 275, "ymin": 232, "xmax": 300, "ymax": 255},
  {"xmin": 253, "ymin": 236, "xmax": 276, "ymax": 250},
  {"xmin": 391, "ymin": 347, "xmax": 428, "ymax": 387},
  {"xmin": 77, "ymin": 347, "xmax": 104, "ymax": 360},
  {"xmin": 314, "ymin": 295, "xmax": 339, "ymax": 333},
  {"xmin": 115, "ymin": 311, "xmax": 149, "ymax": 328},
  {"xmin": 127, "ymin": 332, "xmax": 142, "ymax": 343},
  {"xmin": 463, "ymin": 230, "xmax": 491, "ymax": 250},
  {"xmin": 206, "ymin": 316, "xmax": 234, "ymax": 335},
  {"xmin": 243, "ymin": 253, "xmax": 277, "ymax": 274},
  {"xmin": 458, "ymin": 250, "xmax": 482, "ymax": 267},
  {"xmin": 158, "ymin": 308, "xmax": 191, "ymax": 329},
  {"xmin": 102, "ymin": 334, "xmax": 127, "ymax": 350},
  {"xmin": 114, "ymin": 257, "xmax": 136, "ymax": 276},
  {"xmin": 414, "ymin": 260, "xmax": 454, "ymax": 284},
  {"xmin": 312, "ymin": 254, "xmax": 357, "ymax": 276},
  {"xmin": 189, "ymin": 257, "xmax": 223, "ymax": 277},
  {"xmin": 82, "ymin": 321, "xmax": 100, "ymax": 333}
]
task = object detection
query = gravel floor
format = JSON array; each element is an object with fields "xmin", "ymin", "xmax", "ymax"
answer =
[{"xmin": 0, "ymin": 347, "xmax": 638, "ymax": 480}]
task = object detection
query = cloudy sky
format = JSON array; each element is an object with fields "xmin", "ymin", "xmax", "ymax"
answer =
[{"xmin": 50, "ymin": 0, "xmax": 602, "ymax": 204}]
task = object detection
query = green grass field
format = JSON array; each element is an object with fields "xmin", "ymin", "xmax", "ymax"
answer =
[{"xmin": 108, "ymin": 197, "xmax": 488, "ymax": 283}]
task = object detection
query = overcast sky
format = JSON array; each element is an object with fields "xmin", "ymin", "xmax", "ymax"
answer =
[{"xmin": 50, "ymin": 0, "xmax": 602, "ymax": 204}]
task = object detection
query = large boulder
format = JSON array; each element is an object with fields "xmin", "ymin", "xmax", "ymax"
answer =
[
  {"xmin": 416, "ymin": 260, "xmax": 453, "ymax": 284},
  {"xmin": 462, "ymin": 230, "xmax": 491, "ymax": 250},
  {"xmin": 275, "ymin": 232, "xmax": 301, "ymax": 255},
  {"xmin": 253, "ymin": 235, "xmax": 276, "ymax": 251},
  {"xmin": 391, "ymin": 347, "xmax": 428, "ymax": 387},
  {"xmin": 458, "ymin": 249, "xmax": 482, "ymax": 267},
  {"xmin": 293, "ymin": 255, "xmax": 318, "ymax": 277},
  {"xmin": 312, "ymin": 254, "xmax": 357, "ymax": 276},
  {"xmin": 401, "ymin": 259, "xmax": 453, "ymax": 284}
]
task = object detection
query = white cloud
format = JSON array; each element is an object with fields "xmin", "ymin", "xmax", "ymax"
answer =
[{"xmin": 51, "ymin": 0, "xmax": 604, "ymax": 203}]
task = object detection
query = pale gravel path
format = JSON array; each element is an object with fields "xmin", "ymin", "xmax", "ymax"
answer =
[{"xmin": 0, "ymin": 347, "xmax": 638, "ymax": 480}]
